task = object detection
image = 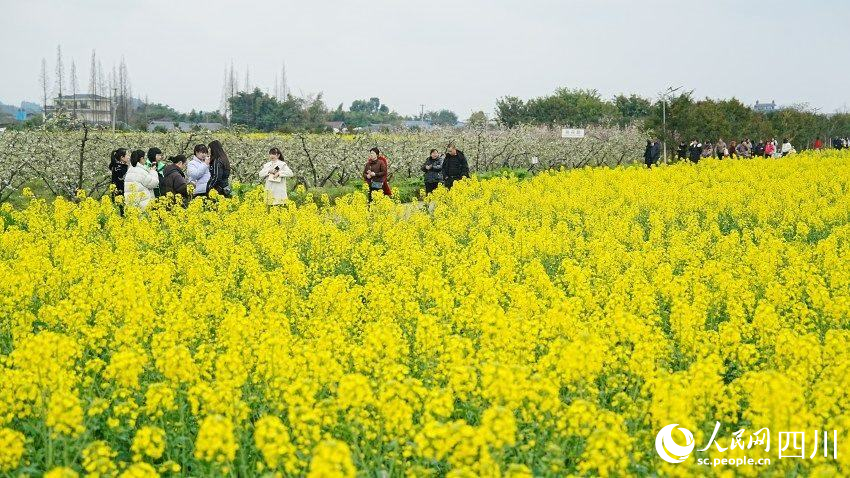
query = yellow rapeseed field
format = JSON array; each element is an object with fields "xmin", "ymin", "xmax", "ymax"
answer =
[{"xmin": 0, "ymin": 151, "xmax": 849, "ymax": 477}]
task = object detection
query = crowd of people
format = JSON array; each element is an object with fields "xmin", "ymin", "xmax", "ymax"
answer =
[
  {"xmin": 107, "ymin": 140, "xmax": 472, "ymax": 210},
  {"xmin": 109, "ymin": 141, "xmax": 234, "ymax": 211},
  {"xmin": 643, "ymin": 136, "xmax": 850, "ymax": 168}
]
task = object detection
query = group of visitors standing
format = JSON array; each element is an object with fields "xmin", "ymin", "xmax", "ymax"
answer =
[
  {"xmin": 678, "ymin": 138, "xmax": 796, "ymax": 163},
  {"xmin": 362, "ymin": 141, "xmax": 470, "ymax": 201},
  {"xmin": 109, "ymin": 141, "xmax": 234, "ymax": 211},
  {"xmin": 644, "ymin": 137, "xmax": 808, "ymax": 167},
  {"xmin": 108, "ymin": 139, "xmax": 474, "ymax": 210}
]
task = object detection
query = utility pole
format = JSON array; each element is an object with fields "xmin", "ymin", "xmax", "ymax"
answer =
[
  {"xmin": 659, "ymin": 85, "xmax": 683, "ymax": 164},
  {"xmin": 420, "ymin": 104, "xmax": 425, "ymax": 121}
]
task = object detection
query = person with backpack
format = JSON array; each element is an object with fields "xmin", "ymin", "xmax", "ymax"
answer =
[
  {"xmin": 443, "ymin": 141, "xmax": 469, "ymax": 188},
  {"xmin": 207, "ymin": 140, "xmax": 232, "ymax": 197},
  {"xmin": 422, "ymin": 149, "xmax": 444, "ymax": 195}
]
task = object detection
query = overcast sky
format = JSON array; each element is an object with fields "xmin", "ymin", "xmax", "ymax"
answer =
[{"xmin": 2, "ymin": 0, "xmax": 848, "ymax": 117}]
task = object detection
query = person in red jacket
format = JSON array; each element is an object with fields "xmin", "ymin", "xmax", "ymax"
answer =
[
  {"xmin": 378, "ymin": 151, "xmax": 392, "ymax": 196},
  {"xmin": 364, "ymin": 148, "xmax": 389, "ymax": 202},
  {"xmin": 813, "ymin": 137, "xmax": 824, "ymax": 150}
]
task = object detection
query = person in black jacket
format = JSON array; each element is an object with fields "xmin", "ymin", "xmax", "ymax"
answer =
[
  {"xmin": 422, "ymin": 149, "xmax": 444, "ymax": 195},
  {"xmin": 207, "ymin": 140, "xmax": 232, "ymax": 198},
  {"xmin": 442, "ymin": 142, "xmax": 469, "ymax": 189},
  {"xmin": 677, "ymin": 142, "xmax": 688, "ymax": 160},
  {"xmin": 645, "ymin": 139, "xmax": 661, "ymax": 168},
  {"xmin": 109, "ymin": 148, "xmax": 129, "ymax": 215}
]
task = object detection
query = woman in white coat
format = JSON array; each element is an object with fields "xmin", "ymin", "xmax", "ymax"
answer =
[
  {"xmin": 258, "ymin": 147, "xmax": 294, "ymax": 205},
  {"xmin": 124, "ymin": 149, "xmax": 161, "ymax": 209}
]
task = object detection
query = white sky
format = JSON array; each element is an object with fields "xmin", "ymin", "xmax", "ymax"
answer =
[{"xmin": 2, "ymin": 0, "xmax": 849, "ymax": 117}]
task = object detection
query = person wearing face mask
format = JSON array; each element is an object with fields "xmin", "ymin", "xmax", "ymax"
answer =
[{"xmin": 187, "ymin": 144, "xmax": 211, "ymax": 197}]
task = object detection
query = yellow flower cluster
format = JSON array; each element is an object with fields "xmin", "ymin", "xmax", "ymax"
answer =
[
  {"xmin": 0, "ymin": 427, "xmax": 25, "ymax": 471},
  {"xmin": 193, "ymin": 414, "xmax": 238, "ymax": 466},
  {"xmin": 131, "ymin": 426, "xmax": 166, "ymax": 461},
  {"xmin": 0, "ymin": 150, "xmax": 849, "ymax": 476}
]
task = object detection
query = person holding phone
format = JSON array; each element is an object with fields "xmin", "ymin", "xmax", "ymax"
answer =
[
  {"xmin": 363, "ymin": 147, "xmax": 388, "ymax": 202},
  {"xmin": 422, "ymin": 148, "xmax": 444, "ymax": 195},
  {"xmin": 258, "ymin": 147, "xmax": 294, "ymax": 205},
  {"xmin": 123, "ymin": 149, "xmax": 160, "ymax": 209}
]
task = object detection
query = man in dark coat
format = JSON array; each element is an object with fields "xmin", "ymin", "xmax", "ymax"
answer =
[
  {"xmin": 645, "ymin": 139, "xmax": 661, "ymax": 168},
  {"xmin": 442, "ymin": 142, "xmax": 469, "ymax": 189}
]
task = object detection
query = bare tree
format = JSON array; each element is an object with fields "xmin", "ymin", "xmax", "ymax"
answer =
[
  {"xmin": 116, "ymin": 56, "xmax": 133, "ymax": 123},
  {"xmin": 54, "ymin": 45, "xmax": 65, "ymax": 99},
  {"xmin": 220, "ymin": 62, "xmax": 239, "ymax": 124},
  {"xmin": 69, "ymin": 60, "xmax": 79, "ymax": 116},
  {"xmin": 88, "ymin": 50, "xmax": 97, "ymax": 96},
  {"xmin": 39, "ymin": 58, "xmax": 50, "ymax": 118},
  {"xmin": 96, "ymin": 59, "xmax": 107, "ymax": 99},
  {"xmin": 280, "ymin": 62, "xmax": 288, "ymax": 98},
  {"xmin": 243, "ymin": 66, "xmax": 251, "ymax": 93}
]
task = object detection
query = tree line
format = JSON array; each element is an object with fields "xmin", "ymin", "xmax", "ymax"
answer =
[{"xmin": 496, "ymin": 88, "xmax": 850, "ymax": 147}]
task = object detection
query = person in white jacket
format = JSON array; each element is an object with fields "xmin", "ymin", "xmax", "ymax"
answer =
[
  {"xmin": 258, "ymin": 147, "xmax": 294, "ymax": 205},
  {"xmin": 186, "ymin": 144, "xmax": 211, "ymax": 196},
  {"xmin": 123, "ymin": 149, "xmax": 161, "ymax": 209}
]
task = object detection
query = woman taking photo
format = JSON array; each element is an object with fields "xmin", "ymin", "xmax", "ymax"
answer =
[
  {"xmin": 363, "ymin": 147, "xmax": 388, "ymax": 202},
  {"xmin": 207, "ymin": 140, "xmax": 232, "ymax": 197},
  {"xmin": 123, "ymin": 149, "xmax": 160, "ymax": 209},
  {"xmin": 258, "ymin": 147, "xmax": 294, "ymax": 205}
]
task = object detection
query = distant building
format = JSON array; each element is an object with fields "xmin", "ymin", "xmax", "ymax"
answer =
[
  {"xmin": 147, "ymin": 120, "xmax": 224, "ymax": 132},
  {"xmin": 366, "ymin": 123, "xmax": 394, "ymax": 132},
  {"xmin": 403, "ymin": 119, "xmax": 434, "ymax": 130},
  {"xmin": 753, "ymin": 100, "xmax": 778, "ymax": 113},
  {"xmin": 46, "ymin": 94, "xmax": 112, "ymax": 123},
  {"xmin": 325, "ymin": 121, "xmax": 347, "ymax": 133}
]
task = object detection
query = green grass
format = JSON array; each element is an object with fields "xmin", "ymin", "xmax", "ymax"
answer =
[{"xmin": 2, "ymin": 167, "xmax": 536, "ymax": 210}]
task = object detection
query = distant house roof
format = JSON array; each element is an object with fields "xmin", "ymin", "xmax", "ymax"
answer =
[
  {"xmin": 147, "ymin": 120, "xmax": 224, "ymax": 132},
  {"xmin": 325, "ymin": 121, "xmax": 345, "ymax": 128},
  {"xmin": 367, "ymin": 123, "xmax": 394, "ymax": 132},
  {"xmin": 403, "ymin": 119, "xmax": 434, "ymax": 130},
  {"xmin": 55, "ymin": 94, "xmax": 109, "ymax": 101},
  {"xmin": 753, "ymin": 100, "xmax": 777, "ymax": 113}
]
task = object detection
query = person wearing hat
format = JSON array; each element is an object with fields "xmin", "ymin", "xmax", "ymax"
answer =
[{"xmin": 442, "ymin": 141, "xmax": 469, "ymax": 190}]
